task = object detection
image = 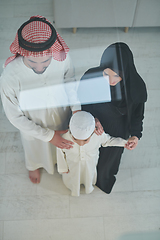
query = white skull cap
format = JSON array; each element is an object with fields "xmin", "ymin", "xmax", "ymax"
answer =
[{"xmin": 69, "ymin": 111, "xmax": 95, "ymax": 140}]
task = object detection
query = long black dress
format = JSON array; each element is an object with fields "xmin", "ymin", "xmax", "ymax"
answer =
[{"xmin": 79, "ymin": 43, "xmax": 147, "ymax": 194}]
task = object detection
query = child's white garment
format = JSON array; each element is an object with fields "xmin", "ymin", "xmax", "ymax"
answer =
[{"xmin": 57, "ymin": 131, "xmax": 127, "ymax": 196}]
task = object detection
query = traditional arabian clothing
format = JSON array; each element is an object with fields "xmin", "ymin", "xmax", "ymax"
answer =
[
  {"xmin": 81, "ymin": 42, "xmax": 147, "ymax": 193},
  {"xmin": 69, "ymin": 111, "xmax": 95, "ymax": 140},
  {"xmin": 57, "ymin": 111, "xmax": 127, "ymax": 196},
  {"xmin": 4, "ymin": 15, "xmax": 69, "ymax": 67},
  {"xmin": 1, "ymin": 16, "xmax": 80, "ymax": 174}
]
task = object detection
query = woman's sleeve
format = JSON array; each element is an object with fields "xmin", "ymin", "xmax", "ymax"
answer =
[
  {"xmin": 101, "ymin": 132, "xmax": 127, "ymax": 147},
  {"xmin": 130, "ymin": 102, "xmax": 145, "ymax": 139}
]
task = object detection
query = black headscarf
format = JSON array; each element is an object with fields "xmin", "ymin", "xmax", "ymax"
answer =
[{"xmin": 100, "ymin": 42, "xmax": 147, "ymax": 104}]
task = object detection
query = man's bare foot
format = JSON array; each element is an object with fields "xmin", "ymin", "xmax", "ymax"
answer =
[{"xmin": 29, "ymin": 169, "xmax": 40, "ymax": 183}]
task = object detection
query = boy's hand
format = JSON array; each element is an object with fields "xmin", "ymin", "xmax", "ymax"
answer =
[
  {"xmin": 49, "ymin": 130, "xmax": 74, "ymax": 149},
  {"xmin": 125, "ymin": 136, "xmax": 138, "ymax": 150},
  {"xmin": 94, "ymin": 118, "xmax": 104, "ymax": 135}
]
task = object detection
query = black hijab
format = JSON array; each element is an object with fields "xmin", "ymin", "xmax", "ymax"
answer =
[{"xmin": 100, "ymin": 42, "xmax": 147, "ymax": 104}]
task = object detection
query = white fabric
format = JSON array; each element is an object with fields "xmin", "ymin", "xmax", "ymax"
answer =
[
  {"xmin": 57, "ymin": 131, "xmax": 127, "ymax": 196},
  {"xmin": 69, "ymin": 111, "xmax": 95, "ymax": 140},
  {"xmin": 0, "ymin": 54, "xmax": 81, "ymax": 173}
]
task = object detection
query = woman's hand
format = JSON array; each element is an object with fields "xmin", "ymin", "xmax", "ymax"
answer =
[
  {"xmin": 125, "ymin": 136, "xmax": 138, "ymax": 150},
  {"xmin": 94, "ymin": 118, "xmax": 104, "ymax": 135}
]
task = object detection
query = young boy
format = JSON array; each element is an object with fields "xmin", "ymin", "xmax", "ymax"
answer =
[{"xmin": 56, "ymin": 111, "xmax": 128, "ymax": 196}]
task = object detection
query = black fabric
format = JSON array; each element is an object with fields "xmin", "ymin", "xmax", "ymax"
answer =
[
  {"xmin": 18, "ymin": 17, "xmax": 57, "ymax": 52},
  {"xmin": 80, "ymin": 42, "xmax": 147, "ymax": 194},
  {"xmin": 100, "ymin": 42, "xmax": 147, "ymax": 104}
]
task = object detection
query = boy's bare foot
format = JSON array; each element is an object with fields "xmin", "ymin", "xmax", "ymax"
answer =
[{"xmin": 29, "ymin": 169, "xmax": 40, "ymax": 183}]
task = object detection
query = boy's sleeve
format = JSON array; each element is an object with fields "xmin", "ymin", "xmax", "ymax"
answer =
[
  {"xmin": 56, "ymin": 148, "xmax": 69, "ymax": 173},
  {"xmin": 101, "ymin": 133, "xmax": 127, "ymax": 147},
  {"xmin": 130, "ymin": 103, "xmax": 145, "ymax": 139}
]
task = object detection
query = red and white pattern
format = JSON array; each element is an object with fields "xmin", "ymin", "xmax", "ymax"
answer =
[{"xmin": 5, "ymin": 15, "xmax": 69, "ymax": 67}]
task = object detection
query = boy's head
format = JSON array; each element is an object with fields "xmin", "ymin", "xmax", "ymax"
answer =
[{"xmin": 69, "ymin": 111, "xmax": 95, "ymax": 146}]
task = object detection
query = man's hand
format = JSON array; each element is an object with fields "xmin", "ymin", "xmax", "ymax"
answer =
[
  {"xmin": 49, "ymin": 130, "xmax": 74, "ymax": 149},
  {"xmin": 125, "ymin": 136, "xmax": 138, "ymax": 150},
  {"xmin": 94, "ymin": 118, "xmax": 104, "ymax": 135}
]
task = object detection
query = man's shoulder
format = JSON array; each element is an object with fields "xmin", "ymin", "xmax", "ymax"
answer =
[
  {"xmin": 0, "ymin": 57, "xmax": 25, "ymax": 90},
  {"xmin": 2, "ymin": 56, "xmax": 23, "ymax": 77}
]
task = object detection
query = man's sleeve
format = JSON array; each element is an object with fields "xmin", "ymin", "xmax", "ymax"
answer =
[
  {"xmin": 1, "ymin": 80, "xmax": 54, "ymax": 142},
  {"xmin": 56, "ymin": 148, "xmax": 69, "ymax": 173},
  {"xmin": 63, "ymin": 54, "xmax": 81, "ymax": 112}
]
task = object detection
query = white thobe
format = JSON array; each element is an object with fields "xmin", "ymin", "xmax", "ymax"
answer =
[
  {"xmin": 57, "ymin": 131, "xmax": 127, "ymax": 196},
  {"xmin": 0, "ymin": 54, "xmax": 80, "ymax": 173}
]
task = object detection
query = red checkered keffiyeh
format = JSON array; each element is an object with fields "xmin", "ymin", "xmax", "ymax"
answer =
[{"xmin": 4, "ymin": 16, "xmax": 69, "ymax": 67}]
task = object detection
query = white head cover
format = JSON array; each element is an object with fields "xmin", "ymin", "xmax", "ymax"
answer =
[{"xmin": 69, "ymin": 111, "xmax": 95, "ymax": 140}]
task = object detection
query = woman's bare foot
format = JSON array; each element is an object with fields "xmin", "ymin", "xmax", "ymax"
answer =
[{"xmin": 29, "ymin": 169, "xmax": 40, "ymax": 183}]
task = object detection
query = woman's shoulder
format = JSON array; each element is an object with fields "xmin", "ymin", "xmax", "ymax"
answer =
[{"xmin": 81, "ymin": 66, "xmax": 103, "ymax": 80}]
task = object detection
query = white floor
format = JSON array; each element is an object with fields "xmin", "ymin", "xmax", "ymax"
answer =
[{"xmin": 0, "ymin": 1, "xmax": 160, "ymax": 240}]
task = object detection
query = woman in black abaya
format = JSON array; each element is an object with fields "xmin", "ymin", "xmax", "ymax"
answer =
[{"xmin": 80, "ymin": 42, "xmax": 147, "ymax": 194}]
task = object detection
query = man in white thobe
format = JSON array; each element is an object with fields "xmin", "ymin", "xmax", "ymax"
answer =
[{"xmin": 0, "ymin": 16, "xmax": 81, "ymax": 183}]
